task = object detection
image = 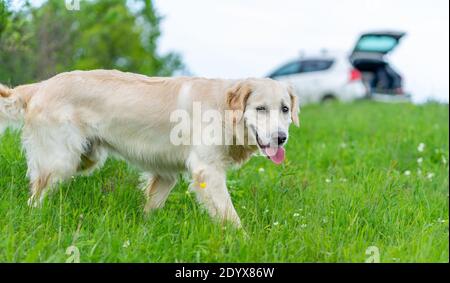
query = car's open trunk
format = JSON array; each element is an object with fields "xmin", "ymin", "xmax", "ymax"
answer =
[
  {"xmin": 350, "ymin": 31, "xmax": 406, "ymax": 95},
  {"xmin": 352, "ymin": 59, "xmax": 403, "ymax": 95}
]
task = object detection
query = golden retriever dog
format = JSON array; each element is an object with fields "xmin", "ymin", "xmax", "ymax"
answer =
[{"xmin": 0, "ymin": 70, "xmax": 299, "ymax": 227}]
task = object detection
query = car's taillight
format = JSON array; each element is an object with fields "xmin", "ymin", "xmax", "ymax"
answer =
[
  {"xmin": 349, "ymin": 68, "xmax": 362, "ymax": 82},
  {"xmin": 395, "ymin": 87, "xmax": 404, "ymax": 95}
]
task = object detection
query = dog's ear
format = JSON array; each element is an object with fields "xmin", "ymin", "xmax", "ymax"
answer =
[
  {"xmin": 287, "ymin": 85, "xmax": 300, "ymax": 127},
  {"xmin": 226, "ymin": 81, "xmax": 252, "ymax": 123}
]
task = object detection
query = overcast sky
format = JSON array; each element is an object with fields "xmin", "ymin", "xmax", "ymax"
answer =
[{"xmin": 154, "ymin": 0, "xmax": 449, "ymax": 103}]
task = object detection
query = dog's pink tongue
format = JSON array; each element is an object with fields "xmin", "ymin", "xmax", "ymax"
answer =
[{"xmin": 264, "ymin": 147, "xmax": 285, "ymax": 165}]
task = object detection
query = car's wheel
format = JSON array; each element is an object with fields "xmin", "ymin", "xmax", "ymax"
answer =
[{"xmin": 322, "ymin": 94, "xmax": 336, "ymax": 103}]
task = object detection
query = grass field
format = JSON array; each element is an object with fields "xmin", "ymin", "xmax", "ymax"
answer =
[{"xmin": 0, "ymin": 101, "xmax": 448, "ymax": 263}]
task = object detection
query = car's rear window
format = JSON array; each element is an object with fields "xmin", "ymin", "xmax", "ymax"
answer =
[
  {"xmin": 299, "ymin": 59, "xmax": 334, "ymax": 73},
  {"xmin": 355, "ymin": 35, "xmax": 398, "ymax": 53}
]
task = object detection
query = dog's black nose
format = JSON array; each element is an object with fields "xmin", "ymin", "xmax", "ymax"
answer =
[{"xmin": 277, "ymin": 132, "xmax": 287, "ymax": 145}]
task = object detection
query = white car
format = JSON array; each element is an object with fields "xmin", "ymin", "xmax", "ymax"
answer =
[{"xmin": 268, "ymin": 51, "xmax": 368, "ymax": 105}]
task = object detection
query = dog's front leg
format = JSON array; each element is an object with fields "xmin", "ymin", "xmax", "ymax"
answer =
[{"xmin": 190, "ymin": 165, "xmax": 242, "ymax": 228}]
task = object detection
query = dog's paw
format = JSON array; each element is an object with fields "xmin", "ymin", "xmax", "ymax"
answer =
[{"xmin": 27, "ymin": 196, "xmax": 41, "ymax": 208}]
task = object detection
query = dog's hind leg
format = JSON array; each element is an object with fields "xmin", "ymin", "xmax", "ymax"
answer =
[
  {"xmin": 27, "ymin": 174, "xmax": 51, "ymax": 207},
  {"xmin": 76, "ymin": 140, "xmax": 107, "ymax": 176},
  {"xmin": 141, "ymin": 173, "xmax": 177, "ymax": 213},
  {"xmin": 27, "ymin": 173, "xmax": 61, "ymax": 207},
  {"xmin": 22, "ymin": 121, "xmax": 87, "ymax": 207}
]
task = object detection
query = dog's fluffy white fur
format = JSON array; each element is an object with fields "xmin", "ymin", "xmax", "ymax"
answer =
[{"xmin": 0, "ymin": 70, "xmax": 299, "ymax": 227}]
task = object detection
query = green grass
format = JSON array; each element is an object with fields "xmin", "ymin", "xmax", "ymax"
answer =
[{"xmin": 0, "ymin": 101, "xmax": 448, "ymax": 263}]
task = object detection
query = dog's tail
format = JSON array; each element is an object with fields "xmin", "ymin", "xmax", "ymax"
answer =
[{"xmin": 0, "ymin": 83, "xmax": 28, "ymax": 135}]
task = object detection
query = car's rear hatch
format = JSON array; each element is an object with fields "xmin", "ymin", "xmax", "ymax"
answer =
[{"xmin": 350, "ymin": 31, "xmax": 406, "ymax": 61}]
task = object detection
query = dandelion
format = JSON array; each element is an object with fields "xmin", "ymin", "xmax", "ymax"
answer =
[
  {"xmin": 258, "ymin": 167, "xmax": 265, "ymax": 173},
  {"xmin": 417, "ymin": 157, "xmax": 423, "ymax": 165},
  {"xmin": 293, "ymin": 213, "xmax": 300, "ymax": 217},
  {"xmin": 199, "ymin": 182, "xmax": 207, "ymax": 189},
  {"xmin": 325, "ymin": 178, "xmax": 331, "ymax": 183},
  {"xmin": 426, "ymin": 172, "xmax": 435, "ymax": 180},
  {"xmin": 404, "ymin": 170, "xmax": 411, "ymax": 176},
  {"xmin": 417, "ymin": 143, "xmax": 426, "ymax": 152},
  {"xmin": 273, "ymin": 222, "xmax": 279, "ymax": 226},
  {"xmin": 122, "ymin": 240, "xmax": 130, "ymax": 248}
]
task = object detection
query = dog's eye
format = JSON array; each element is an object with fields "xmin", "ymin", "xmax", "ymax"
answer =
[
  {"xmin": 256, "ymin": 106, "xmax": 267, "ymax": 112},
  {"xmin": 282, "ymin": 106, "xmax": 289, "ymax": 113}
]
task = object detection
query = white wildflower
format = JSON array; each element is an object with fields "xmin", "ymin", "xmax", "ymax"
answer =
[
  {"xmin": 273, "ymin": 222, "xmax": 279, "ymax": 226},
  {"xmin": 442, "ymin": 156, "xmax": 447, "ymax": 165},
  {"xmin": 404, "ymin": 170, "xmax": 411, "ymax": 176},
  {"xmin": 426, "ymin": 172, "xmax": 435, "ymax": 180},
  {"xmin": 300, "ymin": 224, "xmax": 307, "ymax": 228},
  {"xmin": 122, "ymin": 240, "xmax": 130, "ymax": 248},
  {"xmin": 258, "ymin": 167, "xmax": 265, "ymax": 173},
  {"xmin": 293, "ymin": 213, "xmax": 300, "ymax": 217},
  {"xmin": 325, "ymin": 178, "xmax": 331, "ymax": 183},
  {"xmin": 417, "ymin": 157, "xmax": 423, "ymax": 165},
  {"xmin": 417, "ymin": 143, "xmax": 425, "ymax": 152}
]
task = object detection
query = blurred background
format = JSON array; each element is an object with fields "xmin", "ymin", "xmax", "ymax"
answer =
[{"xmin": 0, "ymin": 0, "xmax": 448, "ymax": 104}]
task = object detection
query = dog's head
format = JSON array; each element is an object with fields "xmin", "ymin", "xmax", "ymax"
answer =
[{"xmin": 226, "ymin": 79, "xmax": 299, "ymax": 164}]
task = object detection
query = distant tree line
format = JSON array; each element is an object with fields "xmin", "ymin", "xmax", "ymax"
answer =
[{"xmin": 0, "ymin": 0, "xmax": 184, "ymax": 86}]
